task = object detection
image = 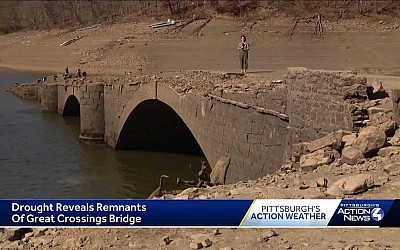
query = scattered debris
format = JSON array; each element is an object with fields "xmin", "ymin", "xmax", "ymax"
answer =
[
  {"xmin": 149, "ymin": 19, "xmax": 186, "ymax": 29},
  {"xmin": 257, "ymin": 229, "xmax": 278, "ymax": 242},
  {"xmin": 76, "ymin": 25, "xmax": 101, "ymax": 32},
  {"xmin": 160, "ymin": 236, "xmax": 172, "ymax": 246},
  {"xmin": 213, "ymin": 229, "xmax": 221, "ymax": 236}
]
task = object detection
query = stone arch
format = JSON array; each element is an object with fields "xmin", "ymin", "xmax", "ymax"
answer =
[
  {"xmin": 63, "ymin": 95, "xmax": 80, "ymax": 116},
  {"xmin": 58, "ymin": 84, "xmax": 83, "ymax": 116},
  {"xmin": 113, "ymin": 83, "xmax": 211, "ymax": 164},
  {"xmin": 116, "ymin": 99, "xmax": 204, "ymax": 156}
]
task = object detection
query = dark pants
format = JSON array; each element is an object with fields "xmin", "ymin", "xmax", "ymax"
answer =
[{"xmin": 239, "ymin": 51, "xmax": 248, "ymax": 70}]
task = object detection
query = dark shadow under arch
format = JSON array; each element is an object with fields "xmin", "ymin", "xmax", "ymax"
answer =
[
  {"xmin": 116, "ymin": 100, "xmax": 204, "ymax": 156},
  {"xmin": 63, "ymin": 95, "xmax": 80, "ymax": 116}
]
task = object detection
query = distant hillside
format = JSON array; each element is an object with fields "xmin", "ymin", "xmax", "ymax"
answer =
[{"xmin": 1, "ymin": 0, "xmax": 400, "ymax": 34}]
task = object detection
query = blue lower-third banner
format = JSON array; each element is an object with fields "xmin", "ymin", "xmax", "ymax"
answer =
[{"xmin": 0, "ymin": 199, "xmax": 399, "ymax": 228}]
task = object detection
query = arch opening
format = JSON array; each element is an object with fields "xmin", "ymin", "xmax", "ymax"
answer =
[
  {"xmin": 116, "ymin": 100, "xmax": 205, "ymax": 157},
  {"xmin": 63, "ymin": 95, "xmax": 80, "ymax": 117}
]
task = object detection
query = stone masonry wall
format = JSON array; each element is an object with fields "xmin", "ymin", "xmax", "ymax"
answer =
[
  {"xmin": 218, "ymin": 81, "xmax": 287, "ymax": 115},
  {"xmin": 79, "ymin": 83, "xmax": 105, "ymax": 140},
  {"xmin": 205, "ymin": 95, "xmax": 291, "ymax": 182},
  {"xmin": 8, "ymin": 83, "xmax": 40, "ymax": 100},
  {"xmin": 57, "ymin": 78, "xmax": 105, "ymax": 141},
  {"xmin": 104, "ymin": 76, "xmax": 291, "ymax": 183},
  {"xmin": 41, "ymin": 83, "xmax": 58, "ymax": 112},
  {"xmin": 286, "ymin": 68, "xmax": 368, "ymax": 142},
  {"xmin": 103, "ymin": 70, "xmax": 367, "ymax": 182},
  {"xmin": 104, "ymin": 77, "xmax": 147, "ymax": 146}
]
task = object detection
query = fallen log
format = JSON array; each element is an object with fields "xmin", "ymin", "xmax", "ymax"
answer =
[
  {"xmin": 148, "ymin": 21, "xmax": 168, "ymax": 27},
  {"xmin": 174, "ymin": 18, "xmax": 205, "ymax": 34},
  {"xmin": 60, "ymin": 36, "xmax": 82, "ymax": 47},
  {"xmin": 176, "ymin": 177, "xmax": 196, "ymax": 186},
  {"xmin": 193, "ymin": 18, "xmax": 211, "ymax": 36},
  {"xmin": 149, "ymin": 19, "xmax": 186, "ymax": 28},
  {"xmin": 151, "ymin": 22, "xmax": 176, "ymax": 29}
]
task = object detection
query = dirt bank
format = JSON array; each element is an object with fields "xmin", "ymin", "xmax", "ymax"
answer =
[
  {"xmin": 1, "ymin": 17, "xmax": 400, "ymax": 79},
  {"xmin": 2, "ymin": 16, "xmax": 400, "ymax": 250}
]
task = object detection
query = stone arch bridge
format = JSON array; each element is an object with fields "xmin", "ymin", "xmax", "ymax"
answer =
[{"xmin": 39, "ymin": 69, "xmax": 365, "ymax": 183}]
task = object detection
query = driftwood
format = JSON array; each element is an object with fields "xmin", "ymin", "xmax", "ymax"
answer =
[
  {"xmin": 76, "ymin": 25, "xmax": 100, "ymax": 32},
  {"xmin": 249, "ymin": 21, "xmax": 257, "ymax": 33},
  {"xmin": 196, "ymin": 159, "xmax": 211, "ymax": 188},
  {"xmin": 148, "ymin": 19, "xmax": 185, "ymax": 28},
  {"xmin": 289, "ymin": 18, "xmax": 300, "ymax": 38},
  {"xmin": 174, "ymin": 18, "xmax": 206, "ymax": 34},
  {"xmin": 148, "ymin": 19, "xmax": 186, "ymax": 29},
  {"xmin": 189, "ymin": 159, "xmax": 212, "ymax": 188},
  {"xmin": 176, "ymin": 159, "xmax": 212, "ymax": 189},
  {"xmin": 151, "ymin": 22, "xmax": 176, "ymax": 29},
  {"xmin": 289, "ymin": 13, "xmax": 324, "ymax": 38},
  {"xmin": 313, "ymin": 14, "xmax": 324, "ymax": 37},
  {"xmin": 60, "ymin": 36, "xmax": 82, "ymax": 47},
  {"xmin": 148, "ymin": 21, "xmax": 168, "ymax": 27},
  {"xmin": 192, "ymin": 18, "xmax": 211, "ymax": 36},
  {"xmin": 176, "ymin": 177, "xmax": 196, "ymax": 186},
  {"xmin": 148, "ymin": 175, "xmax": 169, "ymax": 199},
  {"xmin": 210, "ymin": 155, "xmax": 231, "ymax": 185}
]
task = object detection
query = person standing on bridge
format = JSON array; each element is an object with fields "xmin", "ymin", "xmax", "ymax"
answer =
[{"xmin": 238, "ymin": 35, "xmax": 250, "ymax": 74}]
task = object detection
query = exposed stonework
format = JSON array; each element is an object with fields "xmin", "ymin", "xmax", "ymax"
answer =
[
  {"xmin": 286, "ymin": 67, "xmax": 369, "ymax": 142},
  {"xmin": 8, "ymin": 82, "xmax": 41, "ymax": 100},
  {"xmin": 41, "ymin": 83, "xmax": 58, "ymax": 112},
  {"xmin": 57, "ymin": 77, "xmax": 105, "ymax": 141},
  {"xmin": 79, "ymin": 83, "xmax": 105, "ymax": 141},
  {"xmin": 7, "ymin": 68, "xmax": 379, "ymax": 183}
]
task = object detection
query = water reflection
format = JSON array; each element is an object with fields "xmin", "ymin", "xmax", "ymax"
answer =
[{"xmin": 0, "ymin": 71, "xmax": 203, "ymax": 199}]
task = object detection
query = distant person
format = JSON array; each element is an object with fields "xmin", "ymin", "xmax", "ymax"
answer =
[
  {"xmin": 237, "ymin": 35, "xmax": 250, "ymax": 74},
  {"xmin": 76, "ymin": 68, "xmax": 82, "ymax": 78},
  {"xmin": 64, "ymin": 66, "xmax": 69, "ymax": 76}
]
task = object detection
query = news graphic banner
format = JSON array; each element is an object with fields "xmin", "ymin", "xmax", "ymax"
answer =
[{"xmin": 0, "ymin": 199, "xmax": 399, "ymax": 228}]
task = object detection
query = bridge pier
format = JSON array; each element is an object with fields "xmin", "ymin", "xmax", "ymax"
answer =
[
  {"xmin": 40, "ymin": 83, "xmax": 58, "ymax": 112},
  {"xmin": 79, "ymin": 84, "xmax": 105, "ymax": 143}
]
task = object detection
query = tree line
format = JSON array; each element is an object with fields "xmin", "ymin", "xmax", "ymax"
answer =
[{"xmin": 1, "ymin": 0, "xmax": 399, "ymax": 34}]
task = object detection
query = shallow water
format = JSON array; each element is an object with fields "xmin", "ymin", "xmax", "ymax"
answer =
[{"xmin": 0, "ymin": 71, "xmax": 201, "ymax": 198}]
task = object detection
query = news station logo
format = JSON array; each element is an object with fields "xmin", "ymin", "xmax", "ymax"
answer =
[
  {"xmin": 371, "ymin": 208, "xmax": 384, "ymax": 221},
  {"xmin": 337, "ymin": 203, "xmax": 384, "ymax": 222}
]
